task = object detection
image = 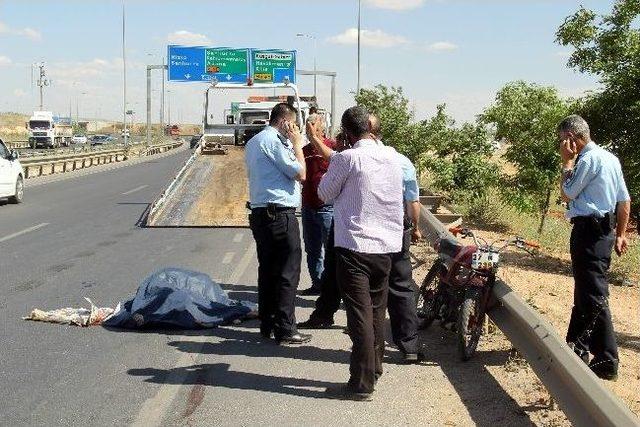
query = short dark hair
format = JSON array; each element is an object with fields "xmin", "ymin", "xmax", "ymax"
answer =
[
  {"xmin": 341, "ymin": 106, "xmax": 370, "ymax": 139},
  {"xmin": 269, "ymin": 103, "xmax": 297, "ymax": 126}
]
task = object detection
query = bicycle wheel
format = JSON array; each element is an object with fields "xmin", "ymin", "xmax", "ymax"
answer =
[
  {"xmin": 416, "ymin": 261, "xmax": 441, "ymax": 329},
  {"xmin": 457, "ymin": 287, "xmax": 484, "ymax": 361}
]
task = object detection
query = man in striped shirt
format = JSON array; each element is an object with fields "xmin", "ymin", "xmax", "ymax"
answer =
[{"xmin": 318, "ymin": 106, "xmax": 404, "ymax": 401}]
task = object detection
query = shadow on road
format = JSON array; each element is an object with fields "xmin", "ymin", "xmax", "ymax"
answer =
[
  {"xmin": 222, "ymin": 282, "xmax": 317, "ymax": 309},
  {"xmin": 128, "ymin": 362, "xmax": 337, "ymax": 399},
  {"xmin": 419, "ymin": 327, "xmax": 535, "ymax": 426},
  {"xmin": 168, "ymin": 327, "xmax": 351, "ymax": 365}
]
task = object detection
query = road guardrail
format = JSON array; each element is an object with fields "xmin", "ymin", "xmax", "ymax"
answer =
[
  {"xmin": 20, "ymin": 148, "xmax": 128, "ymax": 178},
  {"xmin": 5, "ymin": 140, "xmax": 30, "ymax": 149},
  {"xmin": 20, "ymin": 140, "xmax": 184, "ymax": 179},
  {"xmin": 418, "ymin": 204, "xmax": 639, "ymax": 427}
]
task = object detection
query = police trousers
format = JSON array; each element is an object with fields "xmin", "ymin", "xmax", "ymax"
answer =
[
  {"xmin": 566, "ymin": 216, "xmax": 618, "ymax": 374},
  {"xmin": 249, "ymin": 208, "xmax": 301, "ymax": 338}
]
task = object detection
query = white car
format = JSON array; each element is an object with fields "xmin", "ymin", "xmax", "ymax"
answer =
[
  {"xmin": 72, "ymin": 135, "xmax": 88, "ymax": 145},
  {"xmin": 0, "ymin": 139, "xmax": 24, "ymax": 204}
]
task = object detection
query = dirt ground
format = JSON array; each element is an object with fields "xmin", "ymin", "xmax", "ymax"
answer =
[
  {"xmin": 411, "ymin": 225, "xmax": 640, "ymax": 425},
  {"xmin": 185, "ymin": 146, "xmax": 250, "ymax": 227}
]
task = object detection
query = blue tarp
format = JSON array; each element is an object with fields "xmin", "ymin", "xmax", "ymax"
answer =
[{"xmin": 103, "ymin": 268, "xmax": 255, "ymax": 329}]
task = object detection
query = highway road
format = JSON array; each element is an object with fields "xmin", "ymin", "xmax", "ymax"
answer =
[{"xmin": 0, "ymin": 148, "xmax": 533, "ymax": 426}]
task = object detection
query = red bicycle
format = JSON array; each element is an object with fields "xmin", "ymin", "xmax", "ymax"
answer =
[{"xmin": 416, "ymin": 227, "xmax": 539, "ymax": 360}]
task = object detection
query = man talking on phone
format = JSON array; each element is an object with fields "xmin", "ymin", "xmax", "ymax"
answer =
[
  {"xmin": 558, "ymin": 114, "xmax": 631, "ymax": 380},
  {"xmin": 245, "ymin": 103, "xmax": 311, "ymax": 345}
]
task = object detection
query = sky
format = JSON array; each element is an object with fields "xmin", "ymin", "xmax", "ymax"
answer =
[{"xmin": 0, "ymin": 0, "xmax": 617, "ymax": 126}]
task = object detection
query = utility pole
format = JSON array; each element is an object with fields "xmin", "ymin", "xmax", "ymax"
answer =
[
  {"xmin": 296, "ymin": 33, "xmax": 318, "ymax": 99},
  {"xmin": 35, "ymin": 62, "xmax": 50, "ymax": 110},
  {"xmin": 357, "ymin": 0, "xmax": 361, "ymax": 95},
  {"xmin": 122, "ymin": 0, "xmax": 128, "ymax": 146},
  {"xmin": 160, "ymin": 56, "xmax": 165, "ymax": 129},
  {"xmin": 167, "ymin": 89, "xmax": 171, "ymax": 126}
]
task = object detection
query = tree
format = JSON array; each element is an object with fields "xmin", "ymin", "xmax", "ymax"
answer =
[
  {"xmin": 480, "ymin": 81, "xmax": 571, "ymax": 234},
  {"xmin": 355, "ymin": 85, "xmax": 427, "ymax": 167},
  {"xmin": 557, "ymin": 0, "xmax": 640, "ymax": 224}
]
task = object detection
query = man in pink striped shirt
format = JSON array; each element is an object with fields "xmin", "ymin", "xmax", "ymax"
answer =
[{"xmin": 318, "ymin": 106, "xmax": 404, "ymax": 401}]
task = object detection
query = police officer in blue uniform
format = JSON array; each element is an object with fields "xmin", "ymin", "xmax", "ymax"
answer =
[
  {"xmin": 558, "ymin": 115, "xmax": 631, "ymax": 380},
  {"xmin": 245, "ymin": 103, "xmax": 312, "ymax": 345}
]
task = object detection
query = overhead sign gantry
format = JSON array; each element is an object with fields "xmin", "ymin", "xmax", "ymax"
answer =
[{"xmin": 167, "ymin": 45, "xmax": 296, "ymax": 84}]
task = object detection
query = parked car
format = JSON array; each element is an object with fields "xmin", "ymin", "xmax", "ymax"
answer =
[
  {"xmin": 91, "ymin": 134, "xmax": 109, "ymax": 146},
  {"xmin": 0, "ymin": 138, "xmax": 24, "ymax": 204},
  {"xmin": 189, "ymin": 134, "xmax": 202, "ymax": 149},
  {"xmin": 72, "ymin": 134, "xmax": 88, "ymax": 145},
  {"xmin": 106, "ymin": 135, "xmax": 117, "ymax": 142}
]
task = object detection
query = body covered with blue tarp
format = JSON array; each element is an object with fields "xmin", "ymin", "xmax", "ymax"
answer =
[{"xmin": 104, "ymin": 268, "xmax": 255, "ymax": 329}]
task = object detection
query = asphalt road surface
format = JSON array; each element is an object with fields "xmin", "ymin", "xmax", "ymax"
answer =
[{"xmin": 0, "ymin": 148, "xmax": 533, "ymax": 426}]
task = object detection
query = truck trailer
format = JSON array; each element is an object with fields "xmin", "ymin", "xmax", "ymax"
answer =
[{"xmin": 27, "ymin": 111, "xmax": 73, "ymax": 148}]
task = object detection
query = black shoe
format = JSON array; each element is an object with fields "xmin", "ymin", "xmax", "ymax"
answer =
[
  {"xmin": 275, "ymin": 332, "xmax": 312, "ymax": 345},
  {"xmin": 590, "ymin": 362, "xmax": 618, "ymax": 381},
  {"xmin": 325, "ymin": 384, "xmax": 373, "ymax": 401},
  {"xmin": 592, "ymin": 369, "xmax": 618, "ymax": 381},
  {"xmin": 403, "ymin": 344, "xmax": 428, "ymax": 364},
  {"xmin": 260, "ymin": 327, "xmax": 273, "ymax": 339},
  {"xmin": 298, "ymin": 318, "xmax": 334, "ymax": 329},
  {"xmin": 300, "ymin": 288, "xmax": 321, "ymax": 296}
]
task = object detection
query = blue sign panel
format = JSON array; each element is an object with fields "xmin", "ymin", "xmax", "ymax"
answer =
[
  {"xmin": 167, "ymin": 45, "xmax": 249, "ymax": 83},
  {"xmin": 167, "ymin": 46, "xmax": 296, "ymax": 84}
]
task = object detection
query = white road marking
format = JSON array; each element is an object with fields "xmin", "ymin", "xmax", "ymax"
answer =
[
  {"xmin": 222, "ymin": 252, "xmax": 235, "ymax": 264},
  {"xmin": 0, "ymin": 223, "xmax": 49, "ymax": 244},
  {"xmin": 232, "ymin": 233, "xmax": 243, "ymax": 243},
  {"xmin": 131, "ymin": 241, "xmax": 256, "ymax": 427},
  {"xmin": 122, "ymin": 185, "xmax": 148, "ymax": 195}
]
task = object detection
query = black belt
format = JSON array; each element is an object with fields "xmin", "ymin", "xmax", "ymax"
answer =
[
  {"xmin": 571, "ymin": 212, "xmax": 616, "ymax": 233},
  {"xmin": 251, "ymin": 206, "xmax": 296, "ymax": 214}
]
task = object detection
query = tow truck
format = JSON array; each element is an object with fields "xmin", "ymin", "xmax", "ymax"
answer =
[{"xmin": 146, "ymin": 78, "xmax": 305, "ymax": 227}]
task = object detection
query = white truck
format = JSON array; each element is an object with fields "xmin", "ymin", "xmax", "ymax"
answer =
[
  {"xmin": 227, "ymin": 96, "xmax": 331, "ymax": 146},
  {"xmin": 27, "ymin": 111, "xmax": 73, "ymax": 149}
]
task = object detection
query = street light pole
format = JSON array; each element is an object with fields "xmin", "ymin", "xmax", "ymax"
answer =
[
  {"xmin": 161, "ymin": 56, "xmax": 165, "ymax": 129},
  {"xmin": 122, "ymin": 0, "xmax": 128, "ymax": 147},
  {"xmin": 296, "ymin": 33, "xmax": 317, "ymax": 99},
  {"xmin": 167, "ymin": 89, "xmax": 171, "ymax": 126},
  {"xmin": 357, "ymin": 0, "xmax": 361, "ymax": 95}
]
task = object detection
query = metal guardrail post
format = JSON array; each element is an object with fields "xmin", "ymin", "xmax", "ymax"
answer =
[{"xmin": 417, "ymin": 205, "xmax": 639, "ymax": 427}]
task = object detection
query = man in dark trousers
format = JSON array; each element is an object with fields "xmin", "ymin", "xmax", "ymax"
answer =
[
  {"xmin": 558, "ymin": 114, "xmax": 631, "ymax": 380},
  {"xmin": 369, "ymin": 115, "xmax": 425, "ymax": 363},
  {"xmin": 300, "ymin": 114, "xmax": 425, "ymax": 363},
  {"xmin": 245, "ymin": 103, "xmax": 312, "ymax": 345},
  {"xmin": 317, "ymin": 106, "xmax": 404, "ymax": 401}
]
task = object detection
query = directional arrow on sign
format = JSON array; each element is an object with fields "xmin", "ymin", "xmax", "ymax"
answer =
[
  {"xmin": 226, "ymin": 74, "xmax": 232, "ymax": 81},
  {"xmin": 185, "ymin": 73, "xmax": 191, "ymax": 80}
]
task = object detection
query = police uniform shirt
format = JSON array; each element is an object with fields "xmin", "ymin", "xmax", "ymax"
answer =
[
  {"xmin": 562, "ymin": 141, "xmax": 630, "ymax": 219},
  {"xmin": 245, "ymin": 126, "xmax": 302, "ymax": 208}
]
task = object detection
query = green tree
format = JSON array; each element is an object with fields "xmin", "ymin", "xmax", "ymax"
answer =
[
  {"xmin": 557, "ymin": 0, "xmax": 640, "ymax": 224},
  {"xmin": 355, "ymin": 85, "xmax": 498, "ymax": 201},
  {"xmin": 355, "ymin": 85, "xmax": 427, "ymax": 167},
  {"xmin": 480, "ymin": 81, "xmax": 571, "ymax": 234}
]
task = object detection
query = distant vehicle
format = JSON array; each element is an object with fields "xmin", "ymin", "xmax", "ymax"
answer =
[
  {"xmin": 165, "ymin": 124, "xmax": 180, "ymax": 137},
  {"xmin": 27, "ymin": 111, "xmax": 73, "ymax": 148},
  {"xmin": 0, "ymin": 138, "xmax": 24, "ymax": 204},
  {"xmin": 226, "ymin": 96, "xmax": 329, "ymax": 146},
  {"xmin": 91, "ymin": 135, "xmax": 109, "ymax": 145},
  {"xmin": 106, "ymin": 135, "xmax": 117, "ymax": 141},
  {"xmin": 189, "ymin": 134, "xmax": 202, "ymax": 149},
  {"xmin": 72, "ymin": 135, "xmax": 88, "ymax": 145}
]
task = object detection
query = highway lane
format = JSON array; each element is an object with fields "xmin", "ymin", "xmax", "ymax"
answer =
[
  {"xmin": 0, "ymin": 147, "xmax": 532, "ymax": 426},
  {"xmin": 0, "ymin": 148, "xmax": 259, "ymax": 425}
]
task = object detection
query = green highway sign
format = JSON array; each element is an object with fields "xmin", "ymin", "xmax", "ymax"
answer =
[
  {"xmin": 252, "ymin": 49, "xmax": 296, "ymax": 84},
  {"xmin": 204, "ymin": 48, "xmax": 249, "ymax": 83}
]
